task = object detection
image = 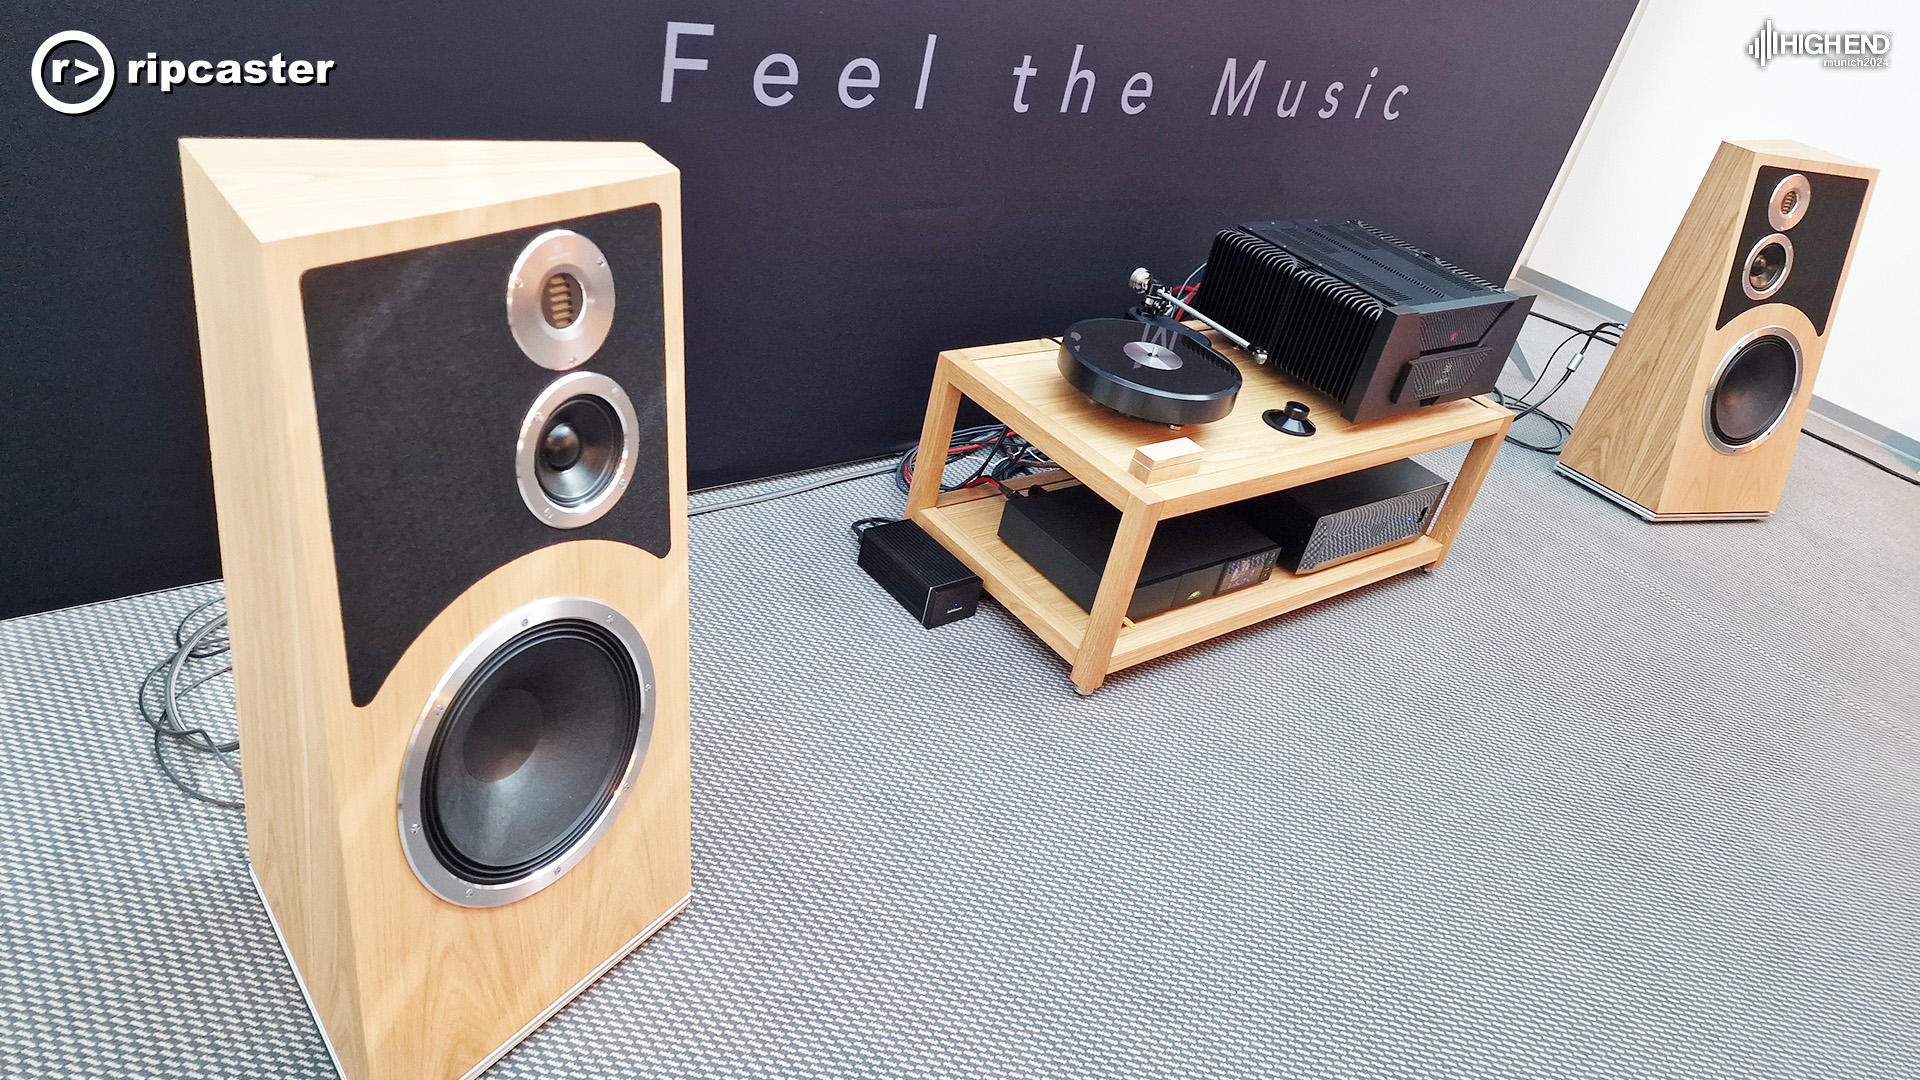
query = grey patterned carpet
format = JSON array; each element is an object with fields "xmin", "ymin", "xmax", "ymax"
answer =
[{"xmin": 4, "ymin": 295, "xmax": 1918, "ymax": 1079}]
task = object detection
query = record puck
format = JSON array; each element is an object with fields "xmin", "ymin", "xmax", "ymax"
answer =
[{"xmin": 1057, "ymin": 318, "xmax": 1241, "ymax": 425}]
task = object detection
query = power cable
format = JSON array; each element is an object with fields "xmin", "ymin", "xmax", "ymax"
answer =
[
  {"xmin": 895, "ymin": 424, "xmax": 1055, "ymax": 494},
  {"xmin": 136, "ymin": 596, "xmax": 243, "ymax": 808},
  {"xmin": 1801, "ymin": 429, "xmax": 1920, "ymax": 487},
  {"xmin": 689, "ymin": 459, "xmax": 898, "ymax": 516},
  {"xmin": 1493, "ymin": 313, "xmax": 1621, "ymax": 454}
]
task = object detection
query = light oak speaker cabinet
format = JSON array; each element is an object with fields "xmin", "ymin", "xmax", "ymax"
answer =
[
  {"xmin": 1557, "ymin": 140, "xmax": 1876, "ymax": 520},
  {"xmin": 181, "ymin": 139, "xmax": 690, "ymax": 1080}
]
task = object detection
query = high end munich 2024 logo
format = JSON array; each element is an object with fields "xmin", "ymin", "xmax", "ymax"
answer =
[
  {"xmin": 31, "ymin": 30, "xmax": 337, "ymax": 115},
  {"xmin": 1748, "ymin": 20, "xmax": 1892, "ymax": 68}
]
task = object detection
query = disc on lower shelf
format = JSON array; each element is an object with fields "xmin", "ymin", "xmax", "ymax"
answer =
[{"xmin": 1056, "ymin": 318, "xmax": 1241, "ymax": 426}]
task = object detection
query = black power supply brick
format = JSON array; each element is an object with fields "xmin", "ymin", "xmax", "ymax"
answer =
[{"xmin": 854, "ymin": 519, "xmax": 981, "ymax": 628}]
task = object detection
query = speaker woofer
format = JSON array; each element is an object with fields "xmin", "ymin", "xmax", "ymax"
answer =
[
  {"xmin": 399, "ymin": 597, "xmax": 655, "ymax": 908},
  {"xmin": 516, "ymin": 371, "xmax": 638, "ymax": 528},
  {"xmin": 1703, "ymin": 326, "xmax": 1802, "ymax": 455},
  {"xmin": 507, "ymin": 230, "xmax": 616, "ymax": 370}
]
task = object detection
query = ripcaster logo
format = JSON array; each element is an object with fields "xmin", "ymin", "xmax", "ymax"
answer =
[{"xmin": 30, "ymin": 29, "xmax": 337, "ymax": 115}]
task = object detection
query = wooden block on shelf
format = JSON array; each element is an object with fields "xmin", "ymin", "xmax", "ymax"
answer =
[{"xmin": 1129, "ymin": 437, "xmax": 1205, "ymax": 483}]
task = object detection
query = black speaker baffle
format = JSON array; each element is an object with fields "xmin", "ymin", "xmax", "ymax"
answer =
[{"xmin": 1057, "ymin": 318, "xmax": 1240, "ymax": 426}]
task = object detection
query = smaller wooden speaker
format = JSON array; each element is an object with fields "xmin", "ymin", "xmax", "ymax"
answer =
[{"xmin": 1557, "ymin": 140, "xmax": 1876, "ymax": 520}]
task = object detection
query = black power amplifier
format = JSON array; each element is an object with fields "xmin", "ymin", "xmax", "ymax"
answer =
[
  {"xmin": 1233, "ymin": 458, "xmax": 1449, "ymax": 574},
  {"xmin": 1192, "ymin": 220, "xmax": 1533, "ymax": 423},
  {"xmin": 997, "ymin": 483, "xmax": 1278, "ymax": 622},
  {"xmin": 856, "ymin": 519, "xmax": 981, "ymax": 628}
]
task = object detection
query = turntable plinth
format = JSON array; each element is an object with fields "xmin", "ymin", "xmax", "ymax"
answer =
[{"xmin": 905, "ymin": 328, "xmax": 1512, "ymax": 694}]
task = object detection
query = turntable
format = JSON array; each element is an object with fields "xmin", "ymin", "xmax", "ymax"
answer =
[{"xmin": 1057, "ymin": 318, "xmax": 1241, "ymax": 426}]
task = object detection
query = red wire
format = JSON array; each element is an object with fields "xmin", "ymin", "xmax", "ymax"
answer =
[{"xmin": 901, "ymin": 429, "xmax": 1032, "ymax": 487}]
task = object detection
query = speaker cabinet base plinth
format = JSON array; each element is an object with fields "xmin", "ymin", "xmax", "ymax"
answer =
[
  {"xmin": 250, "ymin": 865, "xmax": 350, "ymax": 1080},
  {"xmin": 1554, "ymin": 462, "xmax": 1771, "ymax": 522},
  {"xmin": 251, "ymin": 865, "xmax": 691, "ymax": 1080}
]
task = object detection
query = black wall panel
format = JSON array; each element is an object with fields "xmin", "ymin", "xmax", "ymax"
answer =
[{"xmin": 0, "ymin": 1, "xmax": 1639, "ymax": 618}]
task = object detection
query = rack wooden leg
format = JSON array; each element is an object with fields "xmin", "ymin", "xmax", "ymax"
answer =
[
  {"xmin": 1070, "ymin": 497, "xmax": 1158, "ymax": 694},
  {"xmin": 905, "ymin": 359, "xmax": 962, "ymax": 518},
  {"xmin": 1427, "ymin": 422, "xmax": 1510, "ymax": 568}
]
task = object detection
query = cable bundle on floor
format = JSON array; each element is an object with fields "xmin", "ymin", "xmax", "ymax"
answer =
[{"xmin": 136, "ymin": 596, "xmax": 243, "ymax": 808}]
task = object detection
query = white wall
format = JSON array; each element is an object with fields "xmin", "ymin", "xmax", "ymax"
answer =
[{"xmin": 1526, "ymin": 0, "xmax": 1917, "ymax": 441}]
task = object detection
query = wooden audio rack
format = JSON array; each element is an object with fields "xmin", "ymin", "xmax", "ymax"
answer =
[{"xmin": 905, "ymin": 329, "xmax": 1512, "ymax": 694}]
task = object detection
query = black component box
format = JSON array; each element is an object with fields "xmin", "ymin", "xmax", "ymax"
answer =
[
  {"xmin": 857, "ymin": 519, "xmax": 982, "ymax": 628},
  {"xmin": 997, "ymin": 483, "xmax": 1278, "ymax": 622}
]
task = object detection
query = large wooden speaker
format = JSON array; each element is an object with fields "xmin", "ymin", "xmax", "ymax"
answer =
[
  {"xmin": 1557, "ymin": 140, "xmax": 1876, "ymax": 519},
  {"xmin": 180, "ymin": 140, "xmax": 690, "ymax": 1080}
]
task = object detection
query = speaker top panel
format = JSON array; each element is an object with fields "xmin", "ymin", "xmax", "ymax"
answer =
[
  {"xmin": 1716, "ymin": 165, "xmax": 1868, "ymax": 337},
  {"xmin": 301, "ymin": 204, "xmax": 669, "ymax": 707},
  {"xmin": 181, "ymin": 139, "xmax": 676, "ymax": 246}
]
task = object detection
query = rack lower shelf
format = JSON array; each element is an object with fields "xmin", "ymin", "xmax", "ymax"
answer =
[{"xmin": 916, "ymin": 490, "xmax": 1445, "ymax": 677}]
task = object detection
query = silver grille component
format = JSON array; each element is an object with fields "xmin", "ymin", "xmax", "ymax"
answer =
[{"xmin": 1299, "ymin": 490, "xmax": 1440, "ymax": 573}]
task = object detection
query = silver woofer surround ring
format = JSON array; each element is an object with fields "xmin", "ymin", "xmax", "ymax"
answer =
[
  {"xmin": 398, "ymin": 597, "xmax": 655, "ymax": 909},
  {"xmin": 1703, "ymin": 325, "xmax": 1803, "ymax": 456},
  {"xmin": 507, "ymin": 230, "xmax": 616, "ymax": 370},
  {"xmin": 1768, "ymin": 173, "xmax": 1811, "ymax": 232},
  {"xmin": 1740, "ymin": 232, "xmax": 1794, "ymax": 302},
  {"xmin": 516, "ymin": 371, "xmax": 638, "ymax": 529}
]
